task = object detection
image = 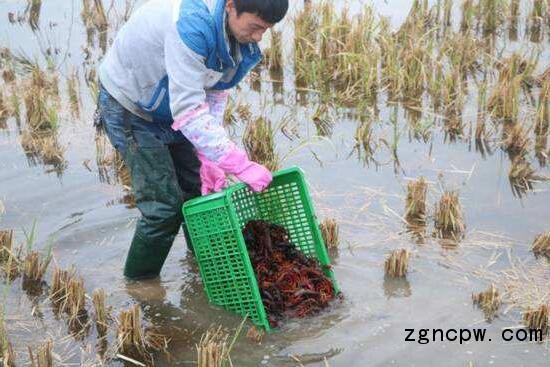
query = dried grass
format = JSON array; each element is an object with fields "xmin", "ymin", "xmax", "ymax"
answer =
[
  {"xmin": 0, "ymin": 318, "xmax": 15, "ymax": 367},
  {"xmin": 523, "ymin": 304, "xmax": 549, "ymax": 335},
  {"xmin": 0, "ymin": 229, "xmax": 13, "ymax": 262},
  {"xmin": 92, "ymin": 288, "xmax": 110, "ymax": 336},
  {"xmin": 23, "ymin": 67, "xmax": 58, "ymax": 132},
  {"xmin": 405, "ymin": 177, "xmax": 428, "ymax": 226},
  {"xmin": 64, "ymin": 277, "xmax": 88, "ymax": 333},
  {"xmin": 116, "ymin": 304, "xmax": 147, "ymax": 359},
  {"xmin": 196, "ymin": 325, "xmax": 229, "ymax": 367},
  {"xmin": 319, "ymin": 218, "xmax": 339, "ymax": 249},
  {"xmin": 502, "ymin": 122, "xmax": 530, "ymax": 160},
  {"xmin": 50, "ymin": 267, "xmax": 72, "ymax": 309},
  {"xmin": 22, "ymin": 250, "xmax": 51, "ymax": 283},
  {"xmin": 242, "ymin": 116, "xmax": 280, "ymax": 171},
  {"xmin": 472, "ymin": 283, "xmax": 501, "ymax": 320},
  {"xmin": 245, "ymin": 326, "xmax": 264, "ymax": 344},
  {"xmin": 531, "ymin": 231, "xmax": 550, "ymax": 259},
  {"xmin": 384, "ymin": 249, "xmax": 410, "ymax": 278},
  {"xmin": 488, "ymin": 53, "xmax": 537, "ymax": 122},
  {"xmin": 434, "ymin": 191, "xmax": 465, "ymax": 240},
  {"xmin": 508, "ymin": 157, "xmax": 542, "ymax": 198},
  {"xmin": 36, "ymin": 339, "xmax": 53, "ymax": 367},
  {"xmin": 470, "ymin": 251, "xmax": 549, "ymax": 321}
]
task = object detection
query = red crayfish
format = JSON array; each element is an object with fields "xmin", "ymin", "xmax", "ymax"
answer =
[{"xmin": 242, "ymin": 220, "xmax": 338, "ymax": 327}]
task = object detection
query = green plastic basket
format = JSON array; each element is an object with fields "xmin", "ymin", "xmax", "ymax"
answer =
[{"xmin": 182, "ymin": 166, "xmax": 339, "ymax": 331}]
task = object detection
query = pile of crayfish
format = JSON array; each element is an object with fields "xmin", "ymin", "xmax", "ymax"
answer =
[{"xmin": 242, "ymin": 220, "xmax": 337, "ymax": 327}]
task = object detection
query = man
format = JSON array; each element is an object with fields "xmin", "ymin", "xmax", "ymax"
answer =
[{"xmin": 96, "ymin": 0, "xmax": 289, "ymax": 279}]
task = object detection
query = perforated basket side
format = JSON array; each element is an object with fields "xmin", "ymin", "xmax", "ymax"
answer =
[
  {"xmin": 231, "ymin": 167, "xmax": 339, "ymax": 293},
  {"xmin": 183, "ymin": 199, "xmax": 270, "ymax": 330}
]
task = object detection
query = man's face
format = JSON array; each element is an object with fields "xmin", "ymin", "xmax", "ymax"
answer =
[{"xmin": 226, "ymin": 0, "xmax": 272, "ymax": 44}]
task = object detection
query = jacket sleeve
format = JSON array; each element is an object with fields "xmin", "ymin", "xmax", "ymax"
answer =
[{"xmin": 165, "ymin": 20, "xmax": 234, "ymax": 162}]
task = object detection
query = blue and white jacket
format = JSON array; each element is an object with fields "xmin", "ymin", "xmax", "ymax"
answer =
[{"xmin": 99, "ymin": 0, "xmax": 262, "ymax": 161}]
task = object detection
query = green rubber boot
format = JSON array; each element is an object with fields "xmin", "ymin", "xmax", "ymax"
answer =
[{"xmin": 123, "ymin": 230, "xmax": 173, "ymax": 280}]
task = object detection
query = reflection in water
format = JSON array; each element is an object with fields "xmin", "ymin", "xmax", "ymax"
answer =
[
  {"xmin": 383, "ymin": 274, "xmax": 412, "ymax": 299},
  {"xmin": 26, "ymin": 0, "xmax": 42, "ymax": 32},
  {"xmin": 269, "ymin": 67, "xmax": 285, "ymax": 104},
  {"xmin": 406, "ymin": 225, "xmax": 427, "ymax": 245},
  {"xmin": 123, "ymin": 252, "xmax": 204, "ymax": 353}
]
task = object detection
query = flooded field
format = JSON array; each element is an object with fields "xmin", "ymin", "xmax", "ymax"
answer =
[{"xmin": 0, "ymin": 0, "xmax": 549, "ymax": 366}]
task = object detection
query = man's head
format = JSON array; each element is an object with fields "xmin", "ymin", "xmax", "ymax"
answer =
[{"xmin": 225, "ymin": 0, "xmax": 288, "ymax": 44}]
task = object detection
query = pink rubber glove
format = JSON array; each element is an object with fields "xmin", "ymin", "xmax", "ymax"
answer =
[
  {"xmin": 198, "ymin": 153, "xmax": 228, "ymax": 195},
  {"xmin": 217, "ymin": 147, "xmax": 273, "ymax": 192}
]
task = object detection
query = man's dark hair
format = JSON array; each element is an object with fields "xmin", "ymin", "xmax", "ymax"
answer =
[{"xmin": 234, "ymin": 0, "xmax": 289, "ymax": 24}]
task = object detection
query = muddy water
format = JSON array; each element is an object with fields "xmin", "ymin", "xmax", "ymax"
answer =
[{"xmin": 1, "ymin": 0, "xmax": 549, "ymax": 366}]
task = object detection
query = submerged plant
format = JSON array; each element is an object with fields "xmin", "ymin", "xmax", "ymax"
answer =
[
  {"xmin": 434, "ymin": 191, "xmax": 465, "ymax": 240},
  {"xmin": 384, "ymin": 249, "xmax": 410, "ymax": 278},
  {"xmin": 472, "ymin": 284, "xmax": 501, "ymax": 320}
]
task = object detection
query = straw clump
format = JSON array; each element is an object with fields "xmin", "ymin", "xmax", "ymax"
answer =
[
  {"xmin": 1, "ymin": 317, "xmax": 15, "ymax": 367},
  {"xmin": 472, "ymin": 283, "xmax": 501, "ymax": 320},
  {"xmin": 523, "ymin": 304, "xmax": 549, "ymax": 336},
  {"xmin": 508, "ymin": 157, "xmax": 542, "ymax": 198},
  {"xmin": 92, "ymin": 288, "xmax": 110, "ymax": 336},
  {"xmin": 384, "ymin": 249, "xmax": 410, "ymax": 278},
  {"xmin": 196, "ymin": 325, "xmax": 229, "ymax": 367},
  {"xmin": 117, "ymin": 304, "xmax": 145, "ymax": 354},
  {"xmin": 117, "ymin": 304, "xmax": 164, "ymax": 363},
  {"xmin": 23, "ymin": 66, "xmax": 59, "ymax": 132},
  {"xmin": 531, "ymin": 231, "xmax": 550, "ymax": 259},
  {"xmin": 320, "ymin": 218, "xmax": 339, "ymax": 249},
  {"xmin": 488, "ymin": 53, "xmax": 537, "ymax": 122},
  {"xmin": 0, "ymin": 229, "xmax": 13, "ymax": 262},
  {"xmin": 405, "ymin": 177, "xmax": 428, "ymax": 226},
  {"xmin": 50, "ymin": 267, "xmax": 72, "ymax": 309},
  {"xmin": 64, "ymin": 276, "xmax": 88, "ymax": 333},
  {"xmin": 434, "ymin": 191, "xmax": 465, "ymax": 240},
  {"xmin": 23, "ymin": 249, "xmax": 51, "ymax": 283},
  {"xmin": 29, "ymin": 339, "xmax": 53, "ymax": 367}
]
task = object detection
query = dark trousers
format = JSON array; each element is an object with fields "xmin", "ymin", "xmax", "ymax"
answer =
[{"xmin": 97, "ymin": 85, "xmax": 201, "ymax": 279}]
